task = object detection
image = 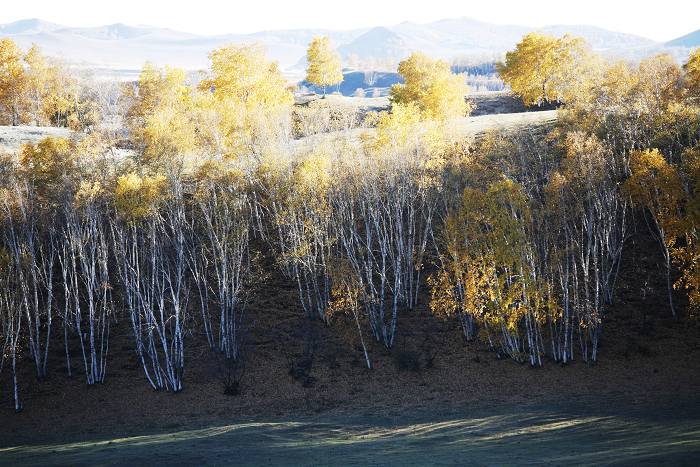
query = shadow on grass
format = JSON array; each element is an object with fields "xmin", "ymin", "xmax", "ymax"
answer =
[{"xmin": 2, "ymin": 402, "xmax": 700, "ymax": 466}]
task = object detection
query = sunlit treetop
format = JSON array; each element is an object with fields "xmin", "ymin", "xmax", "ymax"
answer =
[
  {"xmin": 198, "ymin": 44, "xmax": 294, "ymax": 159},
  {"xmin": 200, "ymin": 44, "xmax": 293, "ymax": 110},
  {"xmin": 498, "ymin": 32, "xmax": 594, "ymax": 106},
  {"xmin": 0, "ymin": 38, "xmax": 27, "ymax": 125},
  {"xmin": 390, "ymin": 52, "xmax": 471, "ymax": 121},
  {"xmin": 306, "ymin": 36, "xmax": 343, "ymax": 95},
  {"xmin": 114, "ymin": 172, "xmax": 168, "ymax": 222},
  {"xmin": 126, "ymin": 63, "xmax": 198, "ymax": 169},
  {"xmin": 684, "ymin": 48, "xmax": 700, "ymax": 98}
]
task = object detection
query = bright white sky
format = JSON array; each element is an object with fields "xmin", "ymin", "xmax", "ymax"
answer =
[{"xmin": 1, "ymin": 0, "xmax": 698, "ymax": 42}]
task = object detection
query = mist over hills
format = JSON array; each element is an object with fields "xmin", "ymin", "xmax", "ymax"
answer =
[{"xmin": 0, "ymin": 16, "xmax": 696, "ymax": 78}]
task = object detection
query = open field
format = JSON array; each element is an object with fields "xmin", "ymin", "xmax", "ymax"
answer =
[
  {"xmin": 295, "ymin": 90, "xmax": 542, "ymax": 117},
  {"xmin": 292, "ymin": 108, "xmax": 557, "ymax": 152},
  {"xmin": 0, "ymin": 108, "xmax": 557, "ymax": 156},
  {"xmin": 0, "ymin": 92, "xmax": 554, "ymax": 155},
  {"xmin": 2, "ymin": 397, "xmax": 699, "ymax": 466},
  {"xmin": 452, "ymin": 109, "xmax": 557, "ymax": 135},
  {"xmin": 0, "ymin": 125, "xmax": 71, "ymax": 154}
]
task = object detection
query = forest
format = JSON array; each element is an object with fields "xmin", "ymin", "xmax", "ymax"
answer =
[{"xmin": 0, "ymin": 31, "xmax": 700, "ymax": 416}]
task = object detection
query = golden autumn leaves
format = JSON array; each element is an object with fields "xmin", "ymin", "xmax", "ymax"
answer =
[
  {"xmin": 126, "ymin": 44, "xmax": 294, "ymax": 168},
  {"xmin": 391, "ymin": 52, "xmax": 472, "ymax": 120},
  {"xmin": 497, "ymin": 33, "xmax": 594, "ymax": 107},
  {"xmin": 498, "ymin": 31, "xmax": 700, "ymax": 319},
  {"xmin": 305, "ymin": 37, "xmax": 343, "ymax": 95},
  {"xmin": 0, "ymin": 39, "xmax": 94, "ymax": 128},
  {"xmin": 624, "ymin": 148, "xmax": 700, "ymax": 317}
]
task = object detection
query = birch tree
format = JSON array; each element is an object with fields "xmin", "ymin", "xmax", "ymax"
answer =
[
  {"xmin": 624, "ymin": 148, "xmax": 684, "ymax": 318},
  {"xmin": 59, "ymin": 181, "xmax": 112, "ymax": 384},
  {"xmin": 112, "ymin": 173, "xmax": 188, "ymax": 391},
  {"xmin": 194, "ymin": 163, "xmax": 252, "ymax": 360},
  {"xmin": 0, "ymin": 245, "xmax": 23, "ymax": 411},
  {"xmin": 391, "ymin": 52, "xmax": 471, "ymax": 120},
  {"xmin": 305, "ymin": 36, "xmax": 343, "ymax": 96}
]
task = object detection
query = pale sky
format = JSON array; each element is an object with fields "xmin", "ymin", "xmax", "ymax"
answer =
[{"xmin": 1, "ymin": 0, "xmax": 698, "ymax": 42}]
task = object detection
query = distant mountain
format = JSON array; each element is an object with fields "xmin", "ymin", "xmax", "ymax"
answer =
[
  {"xmin": 0, "ymin": 18, "xmax": 62, "ymax": 35},
  {"xmin": 54, "ymin": 23, "xmax": 193, "ymax": 41},
  {"xmin": 0, "ymin": 16, "xmax": 690, "ymax": 78},
  {"xmin": 393, "ymin": 18, "xmax": 528, "ymax": 54},
  {"xmin": 340, "ymin": 18, "xmax": 657, "ymax": 61},
  {"xmin": 338, "ymin": 27, "xmax": 411, "ymax": 60},
  {"xmin": 667, "ymin": 29, "xmax": 700, "ymax": 47},
  {"xmin": 539, "ymin": 25, "xmax": 656, "ymax": 50}
]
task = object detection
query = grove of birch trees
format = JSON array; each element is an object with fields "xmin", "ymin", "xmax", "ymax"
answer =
[{"xmin": 1, "ymin": 34, "xmax": 700, "ymax": 411}]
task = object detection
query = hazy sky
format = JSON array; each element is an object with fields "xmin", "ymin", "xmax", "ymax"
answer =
[{"xmin": 2, "ymin": 0, "xmax": 697, "ymax": 42}]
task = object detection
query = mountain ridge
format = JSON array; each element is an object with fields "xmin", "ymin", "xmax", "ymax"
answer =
[
  {"xmin": 0, "ymin": 17, "xmax": 693, "ymax": 77},
  {"xmin": 667, "ymin": 29, "xmax": 700, "ymax": 47}
]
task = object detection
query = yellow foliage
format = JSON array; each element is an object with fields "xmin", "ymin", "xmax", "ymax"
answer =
[
  {"xmin": 366, "ymin": 102, "xmax": 423, "ymax": 151},
  {"xmin": 498, "ymin": 33, "xmax": 594, "ymax": 106},
  {"xmin": 305, "ymin": 36, "xmax": 343, "ymax": 93},
  {"xmin": 390, "ymin": 52, "xmax": 470, "ymax": 120},
  {"xmin": 127, "ymin": 63, "xmax": 197, "ymax": 167},
  {"xmin": 201, "ymin": 44, "xmax": 292, "ymax": 109},
  {"xmin": 293, "ymin": 152, "xmax": 332, "ymax": 200},
  {"xmin": 114, "ymin": 173, "xmax": 168, "ymax": 221},
  {"xmin": 195, "ymin": 159, "xmax": 246, "ymax": 187},
  {"xmin": 637, "ymin": 54, "xmax": 682, "ymax": 108},
  {"xmin": 686, "ymin": 48, "xmax": 700, "ymax": 98},
  {"xmin": 23, "ymin": 45, "xmax": 88, "ymax": 128},
  {"xmin": 326, "ymin": 261, "xmax": 362, "ymax": 321},
  {"xmin": 624, "ymin": 148, "xmax": 685, "ymax": 244},
  {"xmin": 19, "ymin": 137, "xmax": 75, "ymax": 203},
  {"xmin": 675, "ymin": 147, "xmax": 700, "ymax": 315},
  {"xmin": 431, "ymin": 177, "xmax": 548, "ymax": 334},
  {"xmin": 75, "ymin": 180, "xmax": 103, "ymax": 207},
  {"xmin": 198, "ymin": 44, "xmax": 293, "ymax": 158},
  {"xmin": 0, "ymin": 40, "xmax": 92, "ymax": 128},
  {"xmin": 0, "ymin": 38, "xmax": 27, "ymax": 125}
]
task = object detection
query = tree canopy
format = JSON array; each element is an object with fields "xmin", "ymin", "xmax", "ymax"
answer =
[
  {"xmin": 497, "ymin": 32, "xmax": 594, "ymax": 106},
  {"xmin": 390, "ymin": 52, "xmax": 471, "ymax": 120}
]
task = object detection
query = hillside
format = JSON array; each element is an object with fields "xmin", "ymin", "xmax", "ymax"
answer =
[
  {"xmin": 2, "ymin": 197, "xmax": 699, "ymax": 463},
  {"xmin": 667, "ymin": 29, "xmax": 700, "ymax": 47}
]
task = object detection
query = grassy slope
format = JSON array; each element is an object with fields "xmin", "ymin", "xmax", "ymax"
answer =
[{"xmin": 2, "ymin": 397, "xmax": 699, "ymax": 466}]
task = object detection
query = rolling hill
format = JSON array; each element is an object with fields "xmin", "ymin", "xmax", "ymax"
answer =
[
  {"xmin": 667, "ymin": 29, "xmax": 700, "ymax": 47},
  {"xmin": 0, "ymin": 16, "xmax": 692, "ymax": 78}
]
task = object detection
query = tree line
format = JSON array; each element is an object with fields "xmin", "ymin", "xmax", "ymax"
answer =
[{"xmin": 0, "ymin": 34, "xmax": 699, "ymax": 412}]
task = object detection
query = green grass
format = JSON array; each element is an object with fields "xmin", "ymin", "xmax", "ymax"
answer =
[{"xmin": 3, "ymin": 399, "xmax": 699, "ymax": 466}]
